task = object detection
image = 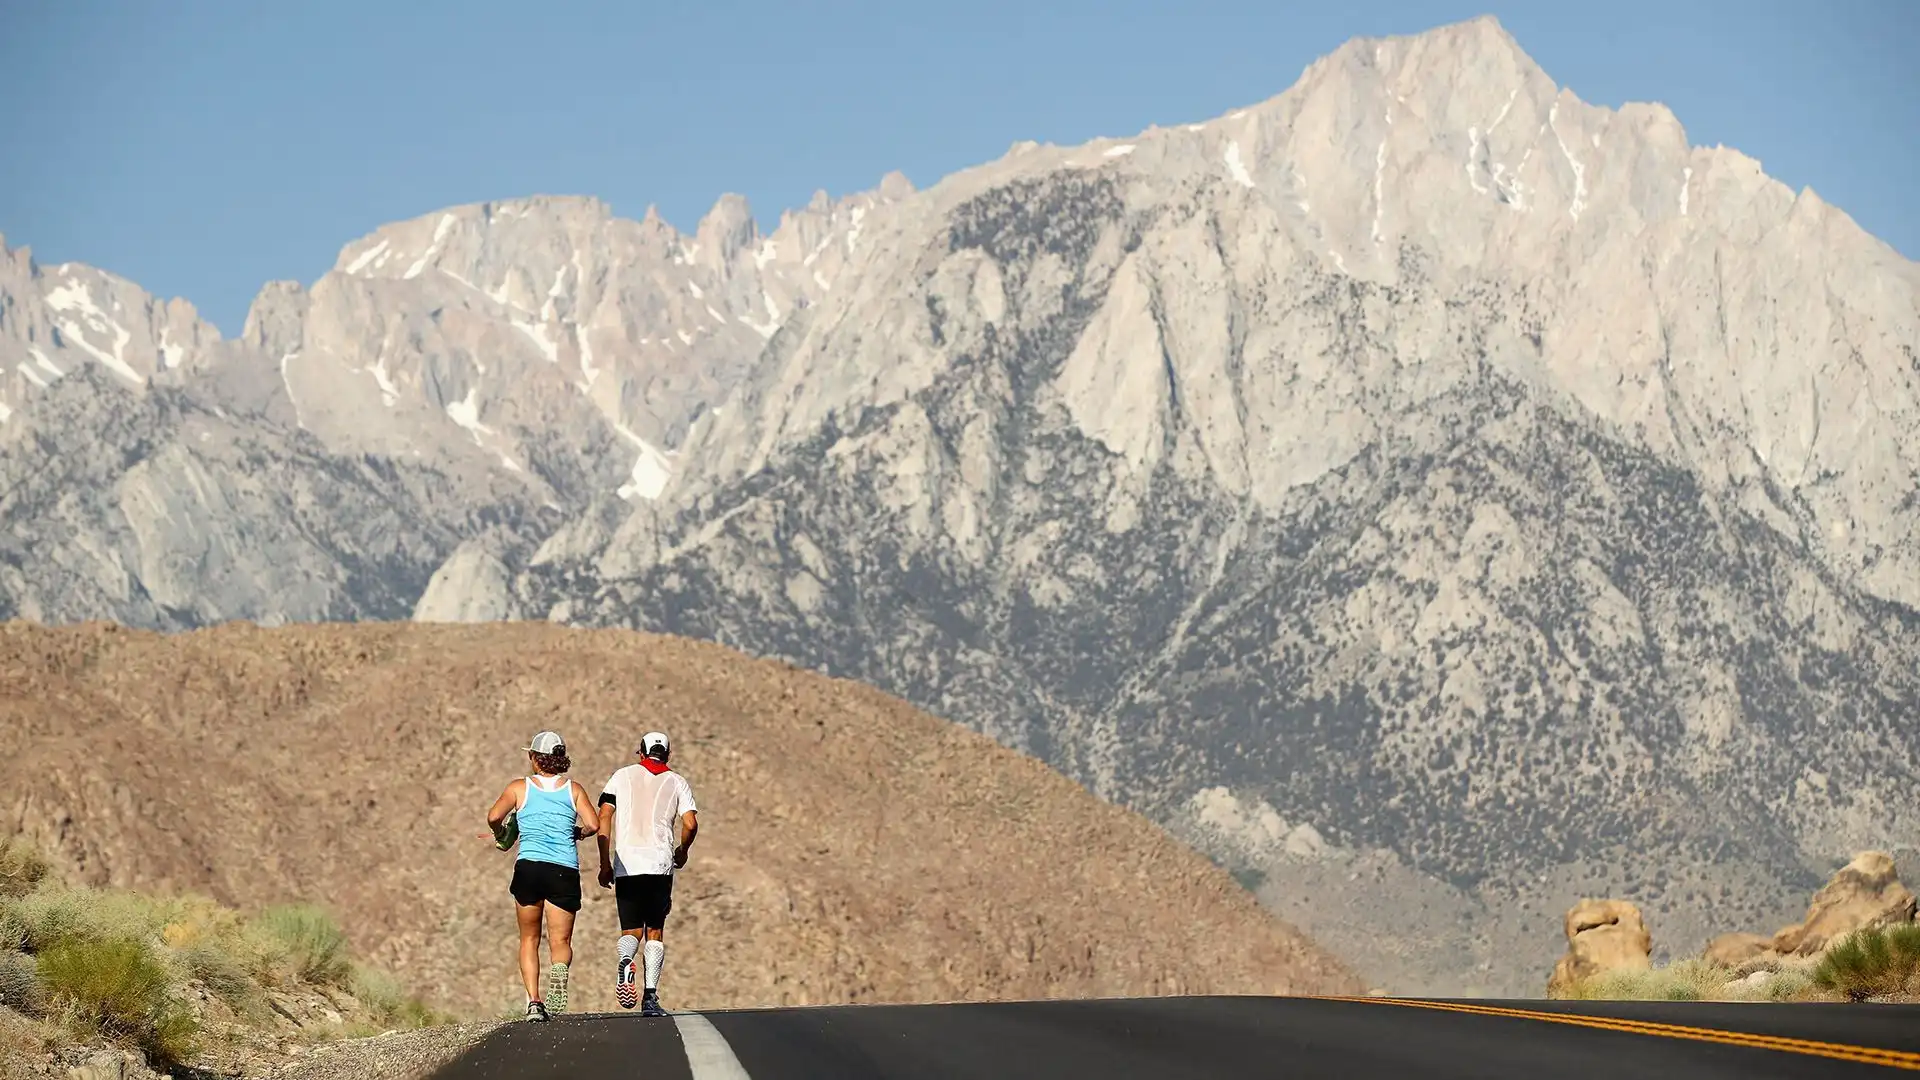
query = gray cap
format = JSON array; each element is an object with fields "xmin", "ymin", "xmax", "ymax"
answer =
[{"xmin": 523, "ymin": 730, "xmax": 565, "ymax": 754}]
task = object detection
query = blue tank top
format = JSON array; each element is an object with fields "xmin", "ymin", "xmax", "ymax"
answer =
[{"xmin": 515, "ymin": 776, "xmax": 580, "ymax": 869}]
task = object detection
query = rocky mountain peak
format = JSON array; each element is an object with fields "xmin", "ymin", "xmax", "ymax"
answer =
[
  {"xmin": 877, "ymin": 170, "xmax": 916, "ymax": 200},
  {"xmin": 0, "ymin": 241, "xmax": 221, "ymax": 425},
  {"xmin": 695, "ymin": 192, "xmax": 759, "ymax": 270},
  {"xmin": 3, "ymin": 236, "xmax": 30, "ymax": 276},
  {"xmin": 239, "ymin": 280, "xmax": 307, "ymax": 355}
]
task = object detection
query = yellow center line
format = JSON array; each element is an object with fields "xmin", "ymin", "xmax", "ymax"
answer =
[{"xmin": 1311, "ymin": 995, "xmax": 1920, "ymax": 1072}]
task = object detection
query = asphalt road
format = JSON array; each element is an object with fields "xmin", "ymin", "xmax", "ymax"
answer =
[{"xmin": 431, "ymin": 995, "xmax": 1920, "ymax": 1078}]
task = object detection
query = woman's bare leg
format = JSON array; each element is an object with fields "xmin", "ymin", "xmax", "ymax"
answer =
[
  {"xmin": 545, "ymin": 904, "xmax": 576, "ymax": 968},
  {"xmin": 516, "ymin": 902, "xmax": 544, "ymax": 1001}
]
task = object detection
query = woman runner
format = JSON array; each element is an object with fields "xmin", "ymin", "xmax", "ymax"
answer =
[{"xmin": 483, "ymin": 730, "xmax": 599, "ymax": 1021}]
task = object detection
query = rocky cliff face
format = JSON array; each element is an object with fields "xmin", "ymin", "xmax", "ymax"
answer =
[{"xmin": 2, "ymin": 16, "xmax": 1915, "ymax": 995}]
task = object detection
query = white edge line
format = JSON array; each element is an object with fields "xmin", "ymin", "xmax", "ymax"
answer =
[{"xmin": 673, "ymin": 1011, "xmax": 753, "ymax": 1079}]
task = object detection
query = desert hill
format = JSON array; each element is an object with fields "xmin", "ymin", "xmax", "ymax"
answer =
[{"xmin": 0, "ymin": 620, "xmax": 1361, "ymax": 1017}]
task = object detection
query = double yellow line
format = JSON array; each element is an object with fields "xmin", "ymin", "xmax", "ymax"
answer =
[{"xmin": 1321, "ymin": 995, "xmax": 1920, "ymax": 1071}]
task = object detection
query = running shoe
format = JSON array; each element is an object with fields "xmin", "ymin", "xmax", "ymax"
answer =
[
  {"xmin": 525, "ymin": 999, "xmax": 550, "ymax": 1023},
  {"xmin": 616, "ymin": 952, "xmax": 638, "ymax": 1010},
  {"xmin": 545, "ymin": 962, "xmax": 569, "ymax": 1014},
  {"xmin": 640, "ymin": 990, "xmax": 668, "ymax": 1018}
]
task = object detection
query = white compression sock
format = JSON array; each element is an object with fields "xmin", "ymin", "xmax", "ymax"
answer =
[
  {"xmin": 619, "ymin": 934, "xmax": 640, "ymax": 964},
  {"xmin": 643, "ymin": 939, "xmax": 665, "ymax": 990}
]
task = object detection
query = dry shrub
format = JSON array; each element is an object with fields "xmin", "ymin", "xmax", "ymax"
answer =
[
  {"xmin": 249, "ymin": 905, "xmax": 352, "ymax": 987},
  {"xmin": 36, "ymin": 938, "xmax": 198, "ymax": 1066},
  {"xmin": 0, "ymin": 1006, "xmax": 58, "ymax": 1080},
  {"xmin": 348, "ymin": 965, "xmax": 444, "ymax": 1029},
  {"xmin": 0, "ymin": 841, "xmax": 49, "ymax": 900},
  {"xmin": 1812, "ymin": 924, "xmax": 1920, "ymax": 1001},
  {"xmin": 0, "ymin": 951, "xmax": 41, "ymax": 1013},
  {"xmin": 1745, "ymin": 968, "xmax": 1816, "ymax": 1001}
]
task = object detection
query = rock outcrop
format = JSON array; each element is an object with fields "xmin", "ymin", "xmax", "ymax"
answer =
[
  {"xmin": 1661, "ymin": 852, "xmax": 1915, "ymax": 978},
  {"xmin": 1771, "ymin": 851, "xmax": 1918, "ymax": 956},
  {"xmin": 1704, "ymin": 852, "xmax": 1920, "ymax": 975},
  {"xmin": 1548, "ymin": 851, "xmax": 1920, "ymax": 1002},
  {"xmin": 1547, "ymin": 899, "xmax": 1653, "ymax": 996}
]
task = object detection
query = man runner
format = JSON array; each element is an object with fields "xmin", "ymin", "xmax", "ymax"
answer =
[{"xmin": 597, "ymin": 730, "xmax": 697, "ymax": 1017}]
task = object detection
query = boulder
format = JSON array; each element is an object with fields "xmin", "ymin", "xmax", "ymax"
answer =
[
  {"xmin": 1703, "ymin": 931, "xmax": 1775, "ymax": 970},
  {"xmin": 1771, "ymin": 851, "xmax": 1918, "ymax": 956},
  {"xmin": 1547, "ymin": 899, "xmax": 1652, "ymax": 997}
]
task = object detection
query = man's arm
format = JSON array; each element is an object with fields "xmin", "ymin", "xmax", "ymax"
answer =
[
  {"xmin": 673, "ymin": 776, "xmax": 699, "ymax": 867},
  {"xmin": 595, "ymin": 793, "xmax": 617, "ymax": 887},
  {"xmin": 673, "ymin": 809, "xmax": 698, "ymax": 867}
]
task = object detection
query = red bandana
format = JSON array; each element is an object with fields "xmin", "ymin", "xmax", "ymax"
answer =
[{"xmin": 638, "ymin": 757, "xmax": 671, "ymax": 774}]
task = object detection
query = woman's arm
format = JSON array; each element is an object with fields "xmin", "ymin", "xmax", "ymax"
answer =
[
  {"xmin": 486, "ymin": 780, "xmax": 521, "ymax": 834},
  {"xmin": 570, "ymin": 782, "xmax": 600, "ymax": 839}
]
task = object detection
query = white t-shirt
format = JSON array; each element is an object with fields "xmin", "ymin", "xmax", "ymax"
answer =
[{"xmin": 600, "ymin": 763, "xmax": 697, "ymax": 877}]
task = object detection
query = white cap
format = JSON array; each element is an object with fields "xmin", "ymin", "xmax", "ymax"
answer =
[
  {"xmin": 523, "ymin": 730, "xmax": 566, "ymax": 755},
  {"xmin": 638, "ymin": 731, "xmax": 670, "ymax": 759}
]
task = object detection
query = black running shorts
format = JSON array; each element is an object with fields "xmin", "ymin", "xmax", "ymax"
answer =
[
  {"xmin": 614, "ymin": 873, "xmax": 674, "ymax": 930},
  {"xmin": 510, "ymin": 859, "xmax": 582, "ymax": 913}
]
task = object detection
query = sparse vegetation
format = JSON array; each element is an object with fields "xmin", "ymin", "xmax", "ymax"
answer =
[
  {"xmin": 1811, "ymin": 924, "xmax": 1920, "ymax": 1002},
  {"xmin": 1565, "ymin": 958, "xmax": 1826, "ymax": 1003},
  {"xmin": 0, "ymin": 842, "xmax": 443, "ymax": 1075},
  {"xmin": 253, "ymin": 903, "xmax": 354, "ymax": 986},
  {"xmin": 1564, "ymin": 958, "xmax": 1733, "ymax": 1002}
]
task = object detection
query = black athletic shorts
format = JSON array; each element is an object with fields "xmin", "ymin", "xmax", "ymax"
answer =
[
  {"xmin": 510, "ymin": 859, "xmax": 582, "ymax": 913},
  {"xmin": 615, "ymin": 874, "xmax": 673, "ymax": 929}
]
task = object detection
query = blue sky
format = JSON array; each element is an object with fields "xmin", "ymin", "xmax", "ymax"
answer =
[{"xmin": 2, "ymin": 1, "xmax": 1914, "ymax": 335}]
